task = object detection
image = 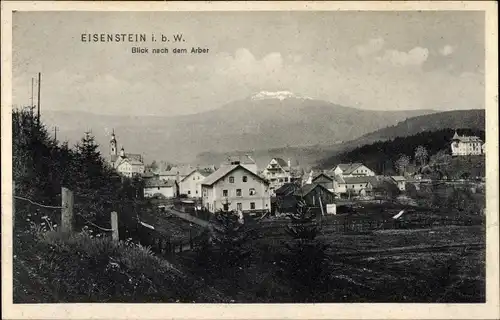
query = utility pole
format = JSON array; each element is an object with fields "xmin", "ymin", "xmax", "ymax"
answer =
[
  {"xmin": 54, "ymin": 126, "xmax": 58, "ymax": 141},
  {"xmin": 30, "ymin": 77, "xmax": 34, "ymax": 113},
  {"xmin": 37, "ymin": 72, "xmax": 41, "ymax": 127}
]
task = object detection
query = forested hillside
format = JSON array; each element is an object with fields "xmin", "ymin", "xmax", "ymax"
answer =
[{"xmin": 319, "ymin": 128, "xmax": 485, "ymax": 176}]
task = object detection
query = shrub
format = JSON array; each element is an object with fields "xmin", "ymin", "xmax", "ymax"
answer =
[{"xmin": 14, "ymin": 231, "xmax": 227, "ymax": 303}]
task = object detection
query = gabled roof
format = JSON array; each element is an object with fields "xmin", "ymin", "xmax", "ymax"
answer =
[
  {"xmin": 334, "ymin": 163, "xmax": 364, "ymax": 175},
  {"xmin": 391, "ymin": 176, "xmax": 406, "ymax": 182},
  {"xmin": 145, "ymin": 179, "xmax": 176, "ymax": 188},
  {"xmin": 293, "ymin": 183, "xmax": 333, "ymax": 197},
  {"xmin": 116, "ymin": 157, "xmax": 144, "ymax": 167},
  {"xmin": 272, "ymin": 158, "xmax": 288, "ymax": 168},
  {"xmin": 275, "ymin": 183, "xmax": 300, "ymax": 196},
  {"xmin": 125, "ymin": 153, "xmax": 142, "ymax": 162},
  {"xmin": 312, "ymin": 172, "xmax": 334, "ymax": 182},
  {"xmin": 180, "ymin": 169, "xmax": 212, "ymax": 182},
  {"xmin": 159, "ymin": 166, "xmax": 195, "ymax": 177},
  {"xmin": 201, "ymin": 164, "xmax": 269, "ymax": 186}
]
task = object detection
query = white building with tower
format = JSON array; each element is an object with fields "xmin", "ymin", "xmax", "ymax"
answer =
[
  {"xmin": 109, "ymin": 129, "xmax": 145, "ymax": 178},
  {"xmin": 450, "ymin": 131, "xmax": 484, "ymax": 156}
]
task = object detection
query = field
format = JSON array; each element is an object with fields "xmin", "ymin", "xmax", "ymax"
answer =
[{"xmin": 174, "ymin": 197, "xmax": 485, "ymax": 303}]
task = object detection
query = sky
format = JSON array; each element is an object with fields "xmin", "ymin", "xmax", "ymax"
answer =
[{"xmin": 12, "ymin": 11, "xmax": 485, "ymax": 116}]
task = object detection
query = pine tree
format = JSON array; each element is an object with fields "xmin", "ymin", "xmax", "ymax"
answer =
[
  {"xmin": 277, "ymin": 199, "xmax": 332, "ymax": 302},
  {"xmin": 208, "ymin": 211, "xmax": 253, "ymax": 274}
]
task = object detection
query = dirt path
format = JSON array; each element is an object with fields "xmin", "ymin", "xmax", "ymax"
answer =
[{"xmin": 166, "ymin": 207, "xmax": 209, "ymax": 228}]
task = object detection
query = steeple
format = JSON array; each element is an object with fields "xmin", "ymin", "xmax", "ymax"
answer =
[
  {"xmin": 452, "ymin": 130, "xmax": 460, "ymax": 140},
  {"xmin": 110, "ymin": 129, "xmax": 118, "ymax": 157}
]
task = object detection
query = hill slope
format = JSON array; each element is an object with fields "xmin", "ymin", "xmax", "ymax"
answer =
[
  {"xmin": 344, "ymin": 109, "xmax": 485, "ymax": 149},
  {"xmin": 40, "ymin": 92, "xmax": 435, "ymax": 164},
  {"xmin": 319, "ymin": 128, "xmax": 486, "ymax": 175}
]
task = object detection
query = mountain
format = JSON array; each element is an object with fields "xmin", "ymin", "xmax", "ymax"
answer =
[{"xmin": 40, "ymin": 91, "xmax": 437, "ymax": 164}]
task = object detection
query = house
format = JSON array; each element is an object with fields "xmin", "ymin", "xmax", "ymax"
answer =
[
  {"xmin": 451, "ymin": 131, "xmax": 484, "ymax": 156},
  {"xmin": 158, "ymin": 165, "xmax": 195, "ymax": 182},
  {"xmin": 178, "ymin": 169, "xmax": 212, "ymax": 198},
  {"xmin": 312, "ymin": 171, "xmax": 347, "ymax": 196},
  {"xmin": 109, "ymin": 130, "xmax": 145, "ymax": 177},
  {"xmin": 343, "ymin": 176, "xmax": 379, "ymax": 197},
  {"xmin": 262, "ymin": 158, "xmax": 292, "ymax": 195},
  {"xmin": 274, "ymin": 183, "xmax": 301, "ymax": 213},
  {"xmin": 391, "ymin": 176, "xmax": 407, "ymax": 191},
  {"xmin": 274, "ymin": 183, "xmax": 335, "ymax": 214},
  {"xmin": 201, "ymin": 164, "xmax": 271, "ymax": 213},
  {"xmin": 332, "ymin": 163, "xmax": 376, "ymax": 177},
  {"xmin": 220, "ymin": 155, "xmax": 258, "ymax": 174},
  {"xmin": 144, "ymin": 179, "xmax": 178, "ymax": 199},
  {"xmin": 294, "ymin": 184, "xmax": 335, "ymax": 211}
]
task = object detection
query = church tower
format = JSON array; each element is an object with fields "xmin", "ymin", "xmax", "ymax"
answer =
[{"xmin": 110, "ymin": 129, "xmax": 118, "ymax": 158}]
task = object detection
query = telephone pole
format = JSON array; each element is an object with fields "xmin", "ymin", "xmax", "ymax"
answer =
[
  {"xmin": 54, "ymin": 126, "xmax": 58, "ymax": 141},
  {"xmin": 37, "ymin": 72, "xmax": 41, "ymax": 127},
  {"xmin": 30, "ymin": 77, "xmax": 34, "ymax": 113}
]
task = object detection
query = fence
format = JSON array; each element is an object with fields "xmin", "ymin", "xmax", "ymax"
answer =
[
  {"xmin": 137, "ymin": 221, "xmax": 202, "ymax": 257},
  {"xmin": 13, "ymin": 182, "xmax": 119, "ymax": 241}
]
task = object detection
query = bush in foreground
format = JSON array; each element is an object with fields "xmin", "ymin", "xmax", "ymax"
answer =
[{"xmin": 13, "ymin": 231, "xmax": 227, "ymax": 303}]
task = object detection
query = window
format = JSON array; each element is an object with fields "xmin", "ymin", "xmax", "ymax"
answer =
[
  {"xmin": 243, "ymin": 176, "xmax": 248, "ymax": 182},
  {"xmin": 223, "ymin": 189, "xmax": 228, "ymax": 197},
  {"xmin": 196, "ymin": 190, "xmax": 198, "ymax": 194},
  {"xmin": 193, "ymin": 177, "xmax": 195, "ymax": 180},
  {"xmin": 223, "ymin": 203, "xmax": 229, "ymax": 211},
  {"xmin": 360, "ymin": 184, "xmax": 363, "ymax": 187},
  {"xmin": 237, "ymin": 203, "xmax": 242, "ymax": 211},
  {"xmin": 236, "ymin": 189, "xmax": 242, "ymax": 196},
  {"xmin": 229, "ymin": 176, "xmax": 234, "ymax": 183},
  {"xmin": 250, "ymin": 202, "xmax": 255, "ymax": 210},
  {"xmin": 188, "ymin": 191, "xmax": 191, "ymax": 195},
  {"xmin": 284, "ymin": 177, "xmax": 288, "ymax": 182},
  {"xmin": 157, "ymin": 187, "xmax": 160, "ymax": 190},
  {"xmin": 249, "ymin": 188, "xmax": 256, "ymax": 195},
  {"xmin": 278, "ymin": 178, "xmax": 283, "ymax": 182}
]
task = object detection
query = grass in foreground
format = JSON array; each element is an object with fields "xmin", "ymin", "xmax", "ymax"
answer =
[{"xmin": 13, "ymin": 231, "xmax": 227, "ymax": 303}]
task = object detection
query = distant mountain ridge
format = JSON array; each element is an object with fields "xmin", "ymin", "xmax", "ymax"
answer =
[
  {"xmin": 197, "ymin": 109, "xmax": 485, "ymax": 169},
  {"xmin": 40, "ymin": 92, "xmax": 437, "ymax": 164}
]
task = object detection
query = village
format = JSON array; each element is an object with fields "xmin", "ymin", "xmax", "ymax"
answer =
[{"xmin": 108, "ymin": 129, "xmax": 486, "ymax": 223}]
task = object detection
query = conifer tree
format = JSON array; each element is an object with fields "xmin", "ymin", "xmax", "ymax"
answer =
[
  {"xmin": 208, "ymin": 210, "xmax": 253, "ymax": 274},
  {"xmin": 277, "ymin": 199, "xmax": 332, "ymax": 302}
]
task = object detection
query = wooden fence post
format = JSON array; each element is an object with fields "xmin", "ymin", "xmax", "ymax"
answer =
[
  {"xmin": 111, "ymin": 211, "xmax": 119, "ymax": 242},
  {"xmin": 61, "ymin": 187, "xmax": 74, "ymax": 233},
  {"xmin": 12, "ymin": 180, "xmax": 16, "ymax": 229}
]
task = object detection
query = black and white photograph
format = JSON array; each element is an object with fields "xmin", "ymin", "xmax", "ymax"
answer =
[{"xmin": 2, "ymin": 1, "xmax": 499, "ymax": 319}]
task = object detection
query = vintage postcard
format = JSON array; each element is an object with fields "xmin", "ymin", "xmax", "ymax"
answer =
[{"xmin": 1, "ymin": 1, "xmax": 499, "ymax": 319}]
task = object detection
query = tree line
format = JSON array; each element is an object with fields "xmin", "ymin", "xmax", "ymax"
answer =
[
  {"xmin": 320, "ymin": 128, "xmax": 485, "ymax": 175},
  {"xmin": 13, "ymin": 107, "xmax": 146, "ymax": 238}
]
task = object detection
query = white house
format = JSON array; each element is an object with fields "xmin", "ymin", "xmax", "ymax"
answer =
[
  {"xmin": 109, "ymin": 130, "xmax": 145, "ymax": 177},
  {"xmin": 262, "ymin": 157, "xmax": 292, "ymax": 195},
  {"xmin": 201, "ymin": 164, "xmax": 271, "ymax": 214},
  {"xmin": 144, "ymin": 179, "xmax": 178, "ymax": 199},
  {"xmin": 115, "ymin": 156, "xmax": 145, "ymax": 178},
  {"xmin": 343, "ymin": 176, "xmax": 378, "ymax": 197},
  {"xmin": 451, "ymin": 131, "xmax": 484, "ymax": 156},
  {"xmin": 179, "ymin": 169, "xmax": 211, "ymax": 198},
  {"xmin": 332, "ymin": 163, "xmax": 376, "ymax": 177}
]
